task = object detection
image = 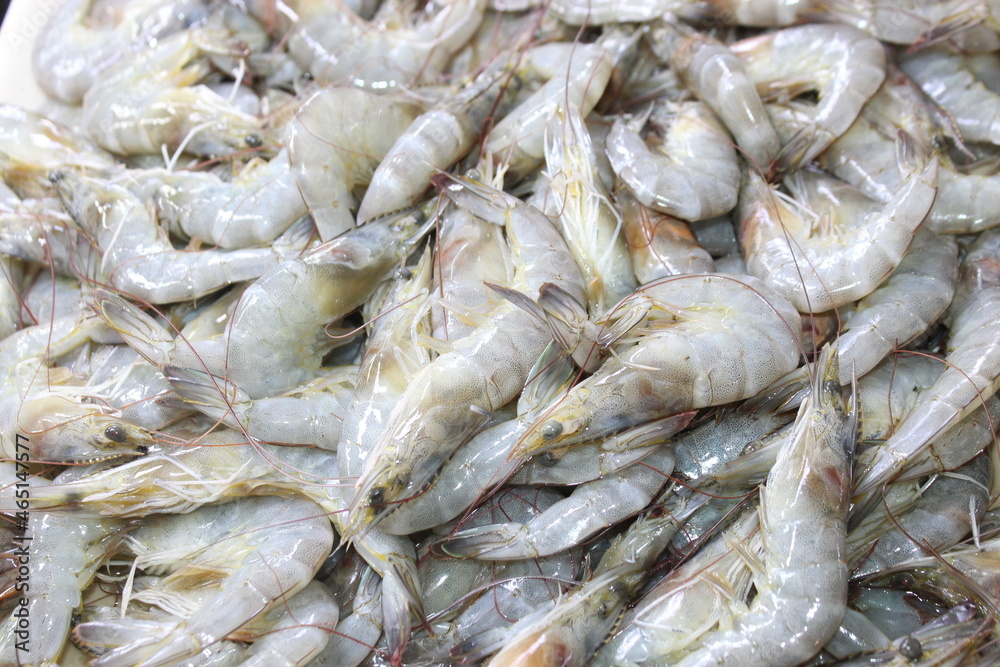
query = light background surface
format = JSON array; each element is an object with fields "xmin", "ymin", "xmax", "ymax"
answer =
[{"xmin": 0, "ymin": 0, "xmax": 59, "ymax": 110}]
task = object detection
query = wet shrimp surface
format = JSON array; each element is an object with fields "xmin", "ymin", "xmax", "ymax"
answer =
[{"xmin": 4, "ymin": 0, "xmax": 1000, "ymax": 665}]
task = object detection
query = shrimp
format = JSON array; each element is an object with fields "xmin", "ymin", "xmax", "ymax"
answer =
[
  {"xmin": 82, "ymin": 28, "xmax": 267, "ymax": 158},
  {"xmin": 429, "ymin": 205, "xmax": 511, "ymax": 342},
  {"xmin": 52, "ymin": 172, "xmax": 294, "ymax": 305},
  {"xmin": 286, "ymin": 0, "xmax": 485, "ymax": 89},
  {"xmin": 133, "ymin": 148, "xmax": 309, "ymax": 250},
  {"xmin": 0, "ymin": 513, "xmax": 125, "ymax": 667},
  {"xmin": 597, "ymin": 506, "xmax": 760, "ymax": 665},
  {"xmin": 312, "ymin": 565, "xmax": 382, "ymax": 667},
  {"xmin": 438, "ymin": 444, "xmax": 678, "ymax": 559},
  {"xmin": 545, "ymin": 103, "xmax": 637, "ymax": 315},
  {"xmin": 32, "ymin": 0, "xmax": 209, "ymax": 104},
  {"xmin": 617, "ymin": 190, "xmax": 720, "ymax": 285},
  {"xmin": 606, "ymin": 100, "xmax": 740, "ymax": 223},
  {"xmin": 357, "ymin": 54, "xmax": 520, "ymax": 224},
  {"xmin": 0, "ymin": 105, "xmax": 118, "ymax": 198},
  {"xmin": 901, "ymin": 49, "xmax": 1000, "ymax": 146},
  {"xmin": 737, "ymin": 143, "xmax": 938, "ymax": 314},
  {"xmin": 484, "ymin": 489, "xmax": 687, "ymax": 667},
  {"xmin": 286, "ymin": 87, "xmax": 421, "ymax": 241},
  {"xmin": 729, "ymin": 23, "xmax": 887, "ymax": 173},
  {"xmin": 854, "ymin": 229, "xmax": 1000, "ymax": 498},
  {"xmin": 484, "ymin": 42, "xmax": 615, "ymax": 182},
  {"xmin": 346, "ymin": 173, "xmax": 586, "ymax": 537},
  {"xmin": 0, "ymin": 257, "xmax": 23, "ymax": 340},
  {"xmin": 95, "ymin": 208, "xmax": 426, "ymax": 398},
  {"xmin": 852, "ymin": 454, "xmax": 991, "ymax": 579},
  {"xmin": 649, "ymin": 22, "xmax": 780, "ymax": 172},
  {"xmin": 674, "ymin": 345, "xmax": 855, "ymax": 667},
  {"xmin": 512, "ymin": 273, "xmax": 802, "ymax": 458},
  {"xmin": 71, "ymin": 495, "xmax": 334, "ymax": 667}
]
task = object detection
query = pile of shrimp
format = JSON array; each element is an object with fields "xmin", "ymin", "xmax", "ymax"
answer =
[{"xmin": 5, "ymin": 0, "xmax": 1000, "ymax": 664}]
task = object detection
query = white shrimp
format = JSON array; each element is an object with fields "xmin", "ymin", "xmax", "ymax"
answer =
[
  {"xmin": 0, "ymin": 105, "xmax": 118, "ymax": 198},
  {"xmin": 545, "ymin": 104, "xmax": 637, "ymax": 315},
  {"xmin": 286, "ymin": 87, "xmax": 421, "ymax": 241},
  {"xmin": 513, "ymin": 273, "xmax": 803, "ymax": 458},
  {"xmin": 608, "ymin": 101, "xmax": 740, "ymax": 224},
  {"xmin": 357, "ymin": 55, "xmax": 520, "ymax": 223},
  {"xmin": 71, "ymin": 496, "xmax": 334, "ymax": 667},
  {"xmin": 854, "ymin": 228, "xmax": 1000, "ymax": 497},
  {"xmin": 95, "ymin": 208, "xmax": 427, "ymax": 398},
  {"xmin": 675, "ymin": 345, "xmax": 855, "ymax": 667},
  {"xmin": 429, "ymin": 205, "xmax": 511, "ymax": 342},
  {"xmin": 346, "ymin": 173, "xmax": 586, "ymax": 537},
  {"xmin": 730, "ymin": 23, "xmax": 887, "ymax": 173},
  {"xmin": 32, "ymin": 0, "xmax": 209, "ymax": 104},
  {"xmin": 311, "ymin": 566, "xmax": 382, "ymax": 667},
  {"xmin": 901, "ymin": 49, "xmax": 1000, "ymax": 146},
  {"xmin": 286, "ymin": 0, "xmax": 485, "ymax": 89},
  {"xmin": 737, "ymin": 144, "xmax": 938, "ymax": 314},
  {"xmin": 233, "ymin": 581, "xmax": 339, "ymax": 667},
  {"xmin": 650, "ymin": 22, "xmax": 781, "ymax": 172},
  {"xmin": 132, "ymin": 148, "xmax": 308, "ymax": 250},
  {"xmin": 438, "ymin": 444, "xmax": 677, "ymax": 559},
  {"xmin": 484, "ymin": 490, "xmax": 687, "ymax": 667},
  {"xmin": 619, "ymin": 192, "xmax": 717, "ymax": 282},
  {"xmin": 0, "ymin": 514, "xmax": 124, "ymax": 667},
  {"xmin": 52, "ymin": 172, "xmax": 294, "ymax": 305},
  {"xmin": 485, "ymin": 42, "xmax": 615, "ymax": 182},
  {"xmin": 82, "ymin": 28, "xmax": 267, "ymax": 158}
]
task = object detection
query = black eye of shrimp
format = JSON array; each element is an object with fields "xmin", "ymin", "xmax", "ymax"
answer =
[
  {"xmin": 368, "ymin": 487, "xmax": 385, "ymax": 506},
  {"xmin": 898, "ymin": 636, "xmax": 922, "ymax": 661},
  {"xmin": 540, "ymin": 420, "xmax": 563, "ymax": 440},
  {"xmin": 104, "ymin": 424, "xmax": 127, "ymax": 443}
]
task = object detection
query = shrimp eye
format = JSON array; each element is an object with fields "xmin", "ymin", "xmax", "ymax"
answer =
[
  {"xmin": 898, "ymin": 636, "xmax": 922, "ymax": 661},
  {"xmin": 540, "ymin": 420, "xmax": 563, "ymax": 440},
  {"xmin": 895, "ymin": 572, "xmax": 917, "ymax": 589},
  {"xmin": 597, "ymin": 602, "xmax": 609, "ymax": 617},
  {"xmin": 368, "ymin": 487, "xmax": 385, "ymax": 506},
  {"xmin": 245, "ymin": 133, "xmax": 263, "ymax": 148},
  {"xmin": 539, "ymin": 452, "xmax": 560, "ymax": 467},
  {"xmin": 104, "ymin": 424, "xmax": 127, "ymax": 443}
]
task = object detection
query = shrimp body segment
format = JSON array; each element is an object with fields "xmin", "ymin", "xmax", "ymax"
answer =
[{"xmin": 676, "ymin": 346, "xmax": 856, "ymax": 667}]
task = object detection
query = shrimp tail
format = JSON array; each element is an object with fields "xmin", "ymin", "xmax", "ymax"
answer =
[
  {"xmin": 164, "ymin": 365, "xmax": 245, "ymax": 410},
  {"xmin": 435, "ymin": 523, "xmax": 531, "ymax": 559},
  {"xmin": 381, "ymin": 557, "xmax": 425, "ymax": 667},
  {"xmin": 73, "ymin": 618, "xmax": 181, "ymax": 667},
  {"xmin": 93, "ymin": 289, "xmax": 174, "ymax": 366}
]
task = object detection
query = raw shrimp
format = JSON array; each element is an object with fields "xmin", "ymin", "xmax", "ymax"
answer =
[
  {"xmin": 286, "ymin": 87, "xmax": 420, "ymax": 241},
  {"xmin": 32, "ymin": 0, "xmax": 208, "ymax": 104},
  {"xmin": 606, "ymin": 100, "xmax": 740, "ymax": 223},
  {"xmin": 597, "ymin": 506, "xmax": 760, "ymax": 665},
  {"xmin": 854, "ymin": 229, "xmax": 1000, "ymax": 497},
  {"xmin": 96, "ymin": 208, "xmax": 426, "ymax": 398},
  {"xmin": 134, "ymin": 148, "xmax": 309, "ymax": 250},
  {"xmin": 737, "ymin": 145, "xmax": 938, "ymax": 314},
  {"xmin": 235, "ymin": 581, "xmax": 339, "ymax": 667},
  {"xmin": 901, "ymin": 49, "xmax": 1000, "ymax": 146},
  {"xmin": 0, "ymin": 105, "xmax": 118, "ymax": 198},
  {"xmin": 649, "ymin": 22, "xmax": 780, "ymax": 171},
  {"xmin": 286, "ymin": 0, "xmax": 485, "ymax": 89},
  {"xmin": 852, "ymin": 454, "xmax": 991, "ymax": 579},
  {"xmin": 346, "ymin": 173, "xmax": 586, "ymax": 537},
  {"xmin": 166, "ymin": 364, "xmax": 357, "ymax": 448},
  {"xmin": 512, "ymin": 273, "xmax": 802, "ymax": 458},
  {"xmin": 71, "ymin": 495, "xmax": 334, "ymax": 667},
  {"xmin": 617, "ymin": 190, "xmax": 720, "ymax": 285},
  {"xmin": 545, "ymin": 104, "xmax": 637, "ymax": 314},
  {"xmin": 357, "ymin": 55, "xmax": 520, "ymax": 223},
  {"xmin": 311, "ymin": 565, "xmax": 382, "ymax": 667},
  {"xmin": 438, "ymin": 444, "xmax": 676, "ymax": 559},
  {"xmin": 52, "ymin": 172, "xmax": 293, "ymax": 305},
  {"xmin": 485, "ymin": 42, "xmax": 615, "ymax": 182},
  {"xmin": 82, "ymin": 28, "xmax": 266, "ymax": 157},
  {"xmin": 484, "ymin": 490, "xmax": 686, "ymax": 667},
  {"xmin": 429, "ymin": 205, "xmax": 510, "ymax": 342},
  {"xmin": 812, "ymin": 0, "xmax": 1000, "ymax": 52},
  {"xmin": 674, "ymin": 345, "xmax": 856, "ymax": 667},
  {"xmin": 730, "ymin": 23, "xmax": 886, "ymax": 173},
  {"xmin": 0, "ymin": 514, "xmax": 124, "ymax": 667}
]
